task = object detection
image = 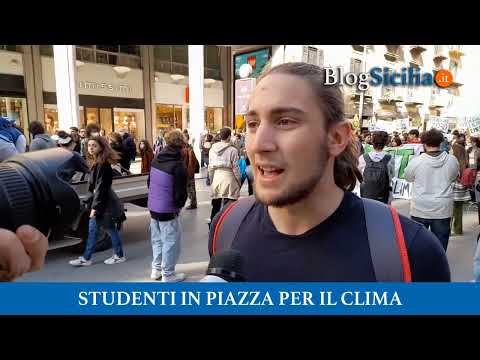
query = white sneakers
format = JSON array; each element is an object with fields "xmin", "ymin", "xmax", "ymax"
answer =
[
  {"xmin": 151, "ymin": 269, "xmax": 162, "ymax": 280},
  {"xmin": 151, "ymin": 270, "xmax": 187, "ymax": 282},
  {"xmin": 161, "ymin": 273, "xmax": 186, "ymax": 283},
  {"xmin": 69, "ymin": 257, "xmax": 92, "ymax": 267},
  {"xmin": 104, "ymin": 255, "xmax": 127, "ymax": 265},
  {"xmin": 69, "ymin": 255, "xmax": 126, "ymax": 266}
]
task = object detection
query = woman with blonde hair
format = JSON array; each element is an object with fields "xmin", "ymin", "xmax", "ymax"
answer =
[{"xmin": 69, "ymin": 136, "xmax": 126, "ymax": 266}]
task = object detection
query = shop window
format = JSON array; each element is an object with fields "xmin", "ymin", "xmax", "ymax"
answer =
[
  {"xmin": 154, "ymin": 46, "xmax": 172, "ymax": 73},
  {"xmin": 1, "ymin": 97, "xmax": 28, "ymax": 135},
  {"xmin": 119, "ymin": 45, "xmax": 140, "ymax": 56},
  {"xmin": 96, "ymin": 52, "xmax": 118, "ymax": 65},
  {"xmin": 39, "ymin": 45, "xmax": 53, "ymax": 57},
  {"xmin": 205, "ymin": 45, "xmax": 220, "ymax": 69},
  {"xmin": 156, "ymin": 104, "xmax": 176, "ymax": 131},
  {"xmin": 205, "ymin": 107, "xmax": 223, "ymax": 132},
  {"xmin": 0, "ymin": 45, "xmax": 22, "ymax": 53},
  {"xmin": 154, "ymin": 46, "xmax": 171, "ymax": 61},
  {"xmin": 76, "ymin": 47, "xmax": 95, "ymax": 63},
  {"xmin": 97, "ymin": 45, "xmax": 119, "ymax": 53},
  {"xmin": 172, "ymin": 45, "xmax": 188, "ymax": 64},
  {"xmin": 113, "ymin": 109, "xmax": 145, "ymax": 144},
  {"xmin": 44, "ymin": 108, "xmax": 59, "ymax": 135}
]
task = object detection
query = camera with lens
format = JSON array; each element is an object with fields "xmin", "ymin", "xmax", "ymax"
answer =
[{"xmin": 0, "ymin": 148, "xmax": 81, "ymax": 237}]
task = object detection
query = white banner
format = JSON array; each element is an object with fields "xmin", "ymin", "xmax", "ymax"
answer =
[
  {"xmin": 370, "ymin": 119, "xmax": 396, "ymax": 133},
  {"xmin": 427, "ymin": 116, "xmax": 449, "ymax": 134},
  {"xmin": 468, "ymin": 116, "xmax": 480, "ymax": 135},
  {"xmin": 354, "ymin": 143, "xmax": 424, "ymax": 200},
  {"xmin": 394, "ymin": 118, "xmax": 410, "ymax": 133}
]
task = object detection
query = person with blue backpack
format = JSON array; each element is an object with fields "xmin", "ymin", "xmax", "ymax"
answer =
[
  {"xmin": 0, "ymin": 116, "xmax": 26, "ymax": 162},
  {"xmin": 208, "ymin": 62, "xmax": 450, "ymax": 282}
]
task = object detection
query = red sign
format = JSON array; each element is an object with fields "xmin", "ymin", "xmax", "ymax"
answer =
[{"xmin": 185, "ymin": 86, "xmax": 189, "ymax": 103}]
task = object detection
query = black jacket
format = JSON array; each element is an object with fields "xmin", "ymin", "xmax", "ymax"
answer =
[
  {"xmin": 148, "ymin": 146, "xmax": 188, "ymax": 221},
  {"xmin": 122, "ymin": 133, "xmax": 137, "ymax": 161},
  {"xmin": 58, "ymin": 151, "xmax": 90, "ymax": 183},
  {"xmin": 84, "ymin": 162, "xmax": 123, "ymax": 222}
]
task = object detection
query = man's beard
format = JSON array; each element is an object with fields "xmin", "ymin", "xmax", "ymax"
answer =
[{"xmin": 254, "ymin": 144, "xmax": 330, "ymax": 207}]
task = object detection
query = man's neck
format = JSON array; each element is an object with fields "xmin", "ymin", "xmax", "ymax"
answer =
[
  {"xmin": 425, "ymin": 146, "xmax": 440, "ymax": 152},
  {"xmin": 267, "ymin": 177, "xmax": 344, "ymax": 236}
]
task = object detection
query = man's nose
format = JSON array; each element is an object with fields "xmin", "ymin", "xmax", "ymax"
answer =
[{"xmin": 248, "ymin": 124, "xmax": 277, "ymax": 153}]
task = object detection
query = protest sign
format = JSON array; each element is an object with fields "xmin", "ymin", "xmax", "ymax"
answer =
[
  {"xmin": 394, "ymin": 118, "xmax": 410, "ymax": 133},
  {"xmin": 370, "ymin": 120, "xmax": 396, "ymax": 133},
  {"xmin": 354, "ymin": 143, "xmax": 424, "ymax": 200},
  {"xmin": 468, "ymin": 116, "xmax": 480, "ymax": 135},
  {"xmin": 427, "ymin": 116, "xmax": 449, "ymax": 134}
]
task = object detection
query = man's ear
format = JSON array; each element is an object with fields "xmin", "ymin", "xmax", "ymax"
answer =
[{"xmin": 327, "ymin": 121, "xmax": 352, "ymax": 157}]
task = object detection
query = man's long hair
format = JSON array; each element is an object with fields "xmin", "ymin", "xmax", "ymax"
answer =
[{"xmin": 258, "ymin": 62, "xmax": 363, "ymax": 191}]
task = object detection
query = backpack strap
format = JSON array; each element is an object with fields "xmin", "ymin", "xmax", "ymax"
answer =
[
  {"xmin": 381, "ymin": 153, "xmax": 392, "ymax": 164},
  {"xmin": 363, "ymin": 153, "xmax": 372, "ymax": 164},
  {"xmin": 212, "ymin": 196, "xmax": 256, "ymax": 256},
  {"xmin": 362, "ymin": 198, "xmax": 412, "ymax": 282},
  {"xmin": 212, "ymin": 195, "xmax": 412, "ymax": 282}
]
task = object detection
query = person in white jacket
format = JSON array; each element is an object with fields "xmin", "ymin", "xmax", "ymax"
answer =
[
  {"xmin": 405, "ymin": 128, "xmax": 459, "ymax": 251},
  {"xmin": 208, "ymin": 127, "xmax": 241, "ymax": 225}
]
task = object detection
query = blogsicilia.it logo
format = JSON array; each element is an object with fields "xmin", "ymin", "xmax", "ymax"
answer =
[{"xmin": 325, "ymin": 67, "xmax": 454, "ymax": 91}]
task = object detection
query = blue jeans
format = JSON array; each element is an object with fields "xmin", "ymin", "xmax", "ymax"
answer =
[
  {"xmin": 150, "ymin": 217, "xmax": 182, "ymax": 277},
  {"xmin": 411, "ymin": 216, "xmax": 451, "ymax": 251},
  {"xmin": 83, "ymin": 217, "xmax": 124, "ymax": 261}
]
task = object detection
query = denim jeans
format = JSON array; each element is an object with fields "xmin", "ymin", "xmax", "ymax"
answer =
[
  {"xmin": 411, "ymin": 216, "xmax": 451, "ymax": 251},
  {"xmin": 84, "ymin": 217, "xmax": 124, "ymax": 261},
  {"xmin": 150, "ymin": 217, "xmax": 182, "ymax": 277}
]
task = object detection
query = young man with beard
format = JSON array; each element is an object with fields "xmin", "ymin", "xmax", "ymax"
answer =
[{"xmin": 208, "ymin": 62, "xmax": 450, "ymax": 282}]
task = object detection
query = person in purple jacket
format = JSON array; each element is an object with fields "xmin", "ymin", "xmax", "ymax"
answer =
[{"xmin": 147, "ymin": 129, "xmax": 188, "ymax": 282}]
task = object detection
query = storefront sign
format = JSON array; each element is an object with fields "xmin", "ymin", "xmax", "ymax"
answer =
[
  {"xmin": 235, "ymin": 78, "xmax": 256, "ymax": 115},
  {"xmin": 427, "ymin": 116, "xmax": 449, "ymax": 133},
  {"xmin": 79, "ymin": 81, "xmax": 131, "ymax": 95}
]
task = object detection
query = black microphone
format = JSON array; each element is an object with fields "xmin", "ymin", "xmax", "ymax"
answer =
[{"xmin": 200, "ymin": 249, "xmax": 246, "ymax": 282}]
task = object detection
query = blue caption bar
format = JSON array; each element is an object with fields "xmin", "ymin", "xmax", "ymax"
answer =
[{"xmin": 0, "ymin": 283, "xmax": 479, "ymax": 315}]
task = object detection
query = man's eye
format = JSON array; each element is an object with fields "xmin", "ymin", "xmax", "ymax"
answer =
[
  {"xmin": 277, "ymin": 118, "xmax": 295, "ymax": 127},
  {"xmin": 247, "ymin": 121, "xmax": 259, "ymax": 129}
]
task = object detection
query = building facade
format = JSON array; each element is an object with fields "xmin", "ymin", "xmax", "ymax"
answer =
[
  {"xmin": 229, "ymin": 44, "xmax": 467, "ymax": 132},
  {"xmin": 0, "ymin": 44, "xmax": 469, "ymax": 148},
  {"xmin": 0, "ymin": 45, "xmax": 232, "ymax": 145}
]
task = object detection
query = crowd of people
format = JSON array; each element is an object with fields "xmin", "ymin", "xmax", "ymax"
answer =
[
  {"xmin": 2, "ymin": 63, "xmax": 480, "ymax": 283},
  {"xmin": 355, "ymin": 124, "xmax": 480, "ymax": 280}
]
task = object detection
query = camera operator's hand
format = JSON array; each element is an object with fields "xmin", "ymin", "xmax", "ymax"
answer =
[
  {"xmin": 90, "ymin": 209, "xmax": 97, "ymax": 218},
  {"xmin": 0, "ymin": 225, "xmax": 48, "ymax": 281}
]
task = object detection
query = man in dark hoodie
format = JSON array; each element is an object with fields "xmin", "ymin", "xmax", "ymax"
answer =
[
  {"xmin": 119, "ymin": 128, "xmax": 136, "ymax": 171},
  {"xmin": 147, "ymin": 129, "xmax": 188, "ymax": 282},
  {"xmin": 28, "ymin": 121, "xmax": 56, "ymax": 151}
]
